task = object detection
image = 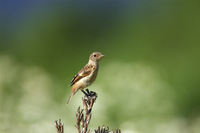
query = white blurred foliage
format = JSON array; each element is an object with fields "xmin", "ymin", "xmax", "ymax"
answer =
[
  {"xmin": 0, "ymin": 55, "xmax": 57, "ymax": 133},
  {"xmin": 0, "ymin": 56, "xmax": 199, "ymax": 133},
  {"xmin": 96, "ymin": 61, "xmax": 176, "ymax": 121},
  {"xmin": 96, "ymin": 61, "xmax": 199, "ymax": 133}
]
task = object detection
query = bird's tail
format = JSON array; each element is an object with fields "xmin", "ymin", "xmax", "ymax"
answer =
[{"xmin": 67, "ymin": 92, "xmax": 74, "ymax": 104}]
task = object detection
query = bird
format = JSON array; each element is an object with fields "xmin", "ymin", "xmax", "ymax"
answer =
[{"xmin": 67, "ymin": 52, "xmax": 104, "ymax": 104}]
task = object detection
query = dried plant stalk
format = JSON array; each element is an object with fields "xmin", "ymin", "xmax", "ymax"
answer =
[
  {"xmin": 94, "ymin": 126, "xmax": 121, "ymax": 133},
  {"xmin": 76, "ymin": 89, "xmax": 97, "ymax": 133},
  {"xmin": 55, "ymin": 119, "xmax": 64, "ymax": 133},
  {"xmin": 55, "ymin": 89, "xmax": 121, "ymax": 133}
]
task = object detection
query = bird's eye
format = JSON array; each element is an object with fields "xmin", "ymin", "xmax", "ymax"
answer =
[{"xmin": 94, "ymin": 54, "xmax": 96, "ymax": 57}]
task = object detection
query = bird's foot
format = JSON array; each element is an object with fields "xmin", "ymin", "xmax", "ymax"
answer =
[
  {"xmin": 81, "ymin": 90, "xmax": 89, "ymax": 97},
  {"xmin": 82, "ymin": 89, "xmax": 98, "ymax": 108},
  {"xmin": 82, "ymin": 89, "xmax": 97, "ymax": 97},
  {"xmin": 86, "ymin": 88, "xmax": 96, "ymax": 97}
]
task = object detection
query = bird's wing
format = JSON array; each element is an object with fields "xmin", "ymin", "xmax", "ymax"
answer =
[{"xmin": 70, "ymin": 65, "xmax": 94, "ymax": 86}]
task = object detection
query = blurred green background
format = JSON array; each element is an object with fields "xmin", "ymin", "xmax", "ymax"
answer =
[{"xmin": 1, "ymin": 1, "xmax": 200, "ymax": 133}]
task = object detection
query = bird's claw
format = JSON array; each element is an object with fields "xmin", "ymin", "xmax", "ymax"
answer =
[{"xmin": 82, "ymin": 89, "xmax": 96, "ymax": 97}]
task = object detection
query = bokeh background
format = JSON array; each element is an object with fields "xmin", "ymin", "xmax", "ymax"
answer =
[{"xmin": 1, "ymin": 1, "xmax": 200, "ymax": 133}]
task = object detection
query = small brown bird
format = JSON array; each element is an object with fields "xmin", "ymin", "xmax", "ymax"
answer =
[{"xmin": 67, "ymin": 52, "xmax": 104, "ymax": 104}]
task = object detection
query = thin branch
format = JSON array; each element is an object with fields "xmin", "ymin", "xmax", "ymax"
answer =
[
  {"xmin": 55, "ymin": 89, "xmax": 121, "ymax": 133},
  {"xmin": 76, "ymin": 89, "xmax": 97, "ymax": 133},
  {"xmin": 94, "ymin": 126, "xmax": 121, "ymax": 133},
  {"xmin": 55, "ymin": 119, "xmax": 64, "ymax": 133}
]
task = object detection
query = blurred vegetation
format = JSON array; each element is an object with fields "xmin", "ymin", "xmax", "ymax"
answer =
[{"xmin": 1, "ymin": 1, "xmax": 200, "ymax": 133}]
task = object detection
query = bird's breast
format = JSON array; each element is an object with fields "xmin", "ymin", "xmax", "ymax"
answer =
[
  {"xmin": 75, "ymin": 65, "xmax": 99, "ymax": 90},
  {"xmin": 81, "ymin": 67, "xmax": 98, "ymax": 86}
]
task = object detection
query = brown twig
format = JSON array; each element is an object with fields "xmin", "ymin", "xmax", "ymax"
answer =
[
  {"xmin": 94, "ymin": 126, "xmax": 121, "ymax": 133},
  {"xmin": 95, "ymin": 126, "xmax": 109, "ymax": 133},
  {"xmin": 55, "ymin": 119, "xmax": 64, "ymax": 133},
  {"xmin": 76, "ymin": 89, "xmax": 97, "ymax": 133},
  {"xmin": 55, "ymin": 89, "xmax": 121, "ymax": 133}
]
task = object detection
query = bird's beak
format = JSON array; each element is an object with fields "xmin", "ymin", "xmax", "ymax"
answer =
[{"xmin": 100, "ymin": 54, "xmax": 105, "ymax": 58}]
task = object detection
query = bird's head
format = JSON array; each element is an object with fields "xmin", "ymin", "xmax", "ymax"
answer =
[{"xmin": 89, "ymin": 52, "xmax": 104, "ymax": 62}]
